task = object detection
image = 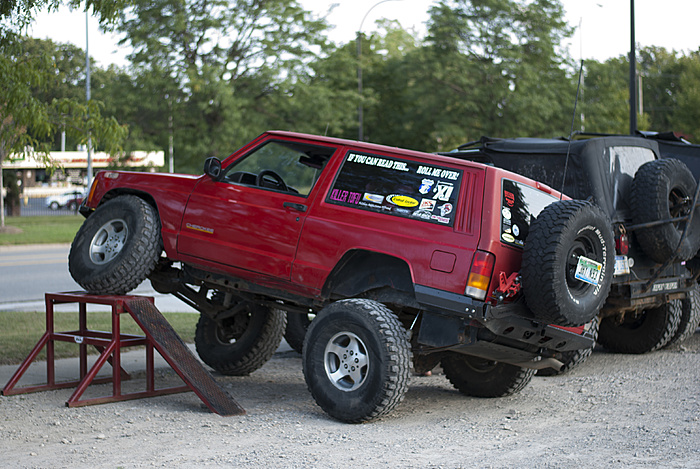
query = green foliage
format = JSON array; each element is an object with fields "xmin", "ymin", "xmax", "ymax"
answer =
[
  {"xmin": 671, "ymin": 53, "xmax": 700, "ymax": 139},
  {"xmin": 111, "ymin": 0, "xmax": 332, "ymax": 173},
  {"xmin": 581, "ymin": 58, "xmax": 630, "ymax": 134},
  {"xmin": 7, "ymin": 0, "xmax": 700, "ymax": 182}
]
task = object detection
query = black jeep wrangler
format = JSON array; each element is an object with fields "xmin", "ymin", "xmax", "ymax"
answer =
[{"xmin": 446, "ymin": 135, "xmax": 700, "ymax": 372}]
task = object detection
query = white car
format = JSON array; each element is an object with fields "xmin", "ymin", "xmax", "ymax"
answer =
[{"xmin": 45, "ymin": 190, "xmax": 84, "ymax": 210}]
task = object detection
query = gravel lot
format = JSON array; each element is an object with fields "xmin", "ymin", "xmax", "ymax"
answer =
[{"xmin": 2, "ymin": 332, "xmax": 698, "ymax": 468}]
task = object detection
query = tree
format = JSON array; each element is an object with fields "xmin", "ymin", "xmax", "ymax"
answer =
[
  {"xmin": 360, "ymin": 0, "xmax": 575, "ymax": 151},
  {"xmin": 114, "ymin": 0, "xmax": 331, "ymax": 173},
  {"xmin": 0, "ymin": 1, "xmax": 129, "ymax": 228},
  {"xmin": 1, "ymin": 0, "xmax": 125, "ymax": 36},
  {"xmin": 671, "ymin": 52, "xmax": 700, "ymax": 140}
]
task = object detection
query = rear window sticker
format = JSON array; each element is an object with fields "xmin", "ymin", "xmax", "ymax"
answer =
[{"xmin": 329, "ymin": 151, "xmax": 462, "ymax": 226}]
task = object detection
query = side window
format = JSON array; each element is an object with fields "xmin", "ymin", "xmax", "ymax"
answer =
[
  {"xmin": 610, "ymin": 146, "xmax": 656, "ymax": 177},
  {"xmin": 222, "ymin": 141, "xmax": 335, "ymax": 196},
  {"xmin": 501, "ymin": 179, "xmax": 559, "ymax": 247},
  {"xmin": 608, "ymin": 146, "xmax": 657, "ymax": 215},
  {"xmin": 328, "ymin": 151, "xmax": 462, "ymax": 226}
]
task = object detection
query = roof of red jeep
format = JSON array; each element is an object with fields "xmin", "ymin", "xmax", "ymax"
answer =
[
  {"xmin": 265, "ymin": 130, "xmax": 480, "ymax": 169},
  {"xmin": 261, "ymin": 131, "xmax": 564, "ymax": 199}
]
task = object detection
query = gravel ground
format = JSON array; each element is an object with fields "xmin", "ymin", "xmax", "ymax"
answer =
[{"xmin": 1, "ymin": 332, "xmax": 698, "ymax": 469}]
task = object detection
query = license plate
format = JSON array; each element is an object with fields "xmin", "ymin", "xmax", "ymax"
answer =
[
  {"xmin": 575, "ymin": 256, "xmax": 602, "ymax": 286},
  {"xmin": 614, "ymin": 255, "xmax": 630, "ymax": 276}
]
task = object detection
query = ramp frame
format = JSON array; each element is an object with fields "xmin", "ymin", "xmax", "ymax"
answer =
[{"xmin": 2, "ymin": 292, "xmax": 244, "ymax": 416}]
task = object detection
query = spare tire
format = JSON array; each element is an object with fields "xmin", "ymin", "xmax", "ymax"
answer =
[
  {"xmin": 522, "ymin": 199, "xmax": 614, "ymax": 327},
  {"xmin": 631, "ymin": 158, "xmax": 700, "ymax": 264}
]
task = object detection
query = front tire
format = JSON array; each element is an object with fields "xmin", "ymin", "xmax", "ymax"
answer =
[
  {"xmin": 194, "ymin": 301, "xmax": 286, "ymax": 376},
  {"xmin": 597, "ymin": 301, "xmax": 681, "ymax": 354},
  {"xmin": 68, "ymin": 195, "xmax": 161, "ymax": 294},
  {"xmin": 441, "ymin": 353, "xmax": 535, "ymax": 397},
  {"xmin": 302, "ymin": 299, "xmax": 412, "ymax": 423}
]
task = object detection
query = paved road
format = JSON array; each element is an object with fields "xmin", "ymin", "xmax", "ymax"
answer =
[{"xmin": 0, "ymin": 243, "xmax": 196, "ymax": 313}]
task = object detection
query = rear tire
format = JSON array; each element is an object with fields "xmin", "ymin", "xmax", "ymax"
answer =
[
  {"xmin": 664, "ymin": 285, "xmax": 700, "ymax": 348},
  {"xmin": 537, "ymin": 316, "xmax": 600, "ymax": 376},
  {"xmin": 441, "ymin": 353, "xmax": 534, "ymax": 397},
  {"xmin": 598, "ymin": 301, "xmax": 681, "ymax": 354},
  {"xmin": 302, "ymin": 299, "xmax": 412, "ymax": 423},
  {"xmin": 522, "ymin": 200, "xmax": 614, "ymax": 326},
  {"xmin": 284, "ymin": 311, "xmax": 314, "ymax": 354},
  {"xmin": 195, "ymin": 301, "xmax": 285, "ymax": 376},
  {"xmin": 68, "ymin": 195, "xmax": 161, "ymax": 294}
]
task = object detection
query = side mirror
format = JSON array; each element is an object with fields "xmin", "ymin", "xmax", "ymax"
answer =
[{"xmin": 203, "ymin": 157, "xmax": 222, "ymax": 180}]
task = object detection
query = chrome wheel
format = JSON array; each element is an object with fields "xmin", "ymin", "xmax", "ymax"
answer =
[
  {"xmin": 324, "ymin": 331, "xmax": 369, "ymax": 391},
  {"xmin": 89, "ymin": 219, "xmax": 128, "ymax": 265}
]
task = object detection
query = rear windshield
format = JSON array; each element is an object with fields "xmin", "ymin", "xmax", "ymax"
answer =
[
  {"xmin": 328, "ymin": 151, "xmax": 462, "ymax": 226},
  {"xmin": 501, "ymin": 179, "xmax": 559, "ymax": 248}
]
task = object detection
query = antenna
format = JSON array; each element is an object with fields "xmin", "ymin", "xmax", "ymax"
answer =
[{"xmin": 560, "ymin": 59, "xmax": 585, "ymax": 199}]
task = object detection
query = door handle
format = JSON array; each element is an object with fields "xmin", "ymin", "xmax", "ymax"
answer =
[{"xmin": 283, "ymin": 202, "xmax": 307, "ymax": 212}]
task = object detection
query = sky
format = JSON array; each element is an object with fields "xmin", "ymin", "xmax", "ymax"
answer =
[{"xmin": 29, "ymin": 0, "xmax": 700, "ymax": 68}]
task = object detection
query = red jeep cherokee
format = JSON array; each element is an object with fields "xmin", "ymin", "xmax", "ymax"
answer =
[{"xmin": 69, "ymin": 131, "xmax": 610, "ymax": 422}]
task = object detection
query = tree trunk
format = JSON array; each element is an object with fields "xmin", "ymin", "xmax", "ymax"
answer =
[{"xmin": 1, "ymin": 157, "xmax": 5, "ymax": 228}]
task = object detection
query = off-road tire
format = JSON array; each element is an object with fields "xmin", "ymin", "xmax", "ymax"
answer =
[
  {"xmin": 69, "ymin": 195, "xmax": 161, "ymax": 295},
  {"xmin": 284, "ymin": 311, "xmax": 314, "ymax": 354},
  {"xmin": 302, "ymin": 299, "xmax": 412, "ymax": 423},
  {"xmin": 522, "ymin": 200, "xmax": 614, "ymax": 326},
  {"xmin": 537, "ymin": 316, "xmax": 600, "ymax": 376},
  {"xmin": 598, "ymin": 301, "xmax": 682, "ymax": 354},
  {"xmin": 631, "ymin": 158, "xmax": 700, "ymax": 263},
  {"xmin": 665, "ymin": 285, "xmax": 700, "ymax": 348},
  {"xmin": 194, "ymin": 302, "xmax": 285, "ymax": 376},
  {"xmin": 441, "ymin": 353, "xmax": 535, "ymax": 397}
]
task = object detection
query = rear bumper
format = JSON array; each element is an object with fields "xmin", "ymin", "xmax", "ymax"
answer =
[{"xmin": 413, "ymin": 284, "xmax": 594, "ymax": 356}]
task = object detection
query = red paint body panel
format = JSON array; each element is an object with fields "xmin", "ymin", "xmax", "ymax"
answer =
[{"xmin": 82, "ymin": 131, "xmax": 565, "ymax": 303}]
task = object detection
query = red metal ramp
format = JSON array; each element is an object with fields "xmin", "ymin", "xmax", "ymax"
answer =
[
  {"xmin": 121, "ymin": 296, "xmax": 245, "ymax": 416},
  {"xmin": 2, "ymin": 292, "xmax": 244, "ymax": 416}
]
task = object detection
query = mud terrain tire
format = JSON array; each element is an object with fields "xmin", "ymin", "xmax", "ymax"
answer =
[
  {"xmin": 631, "ymin": 158, "xmax": 700, "ymax": 263},
  {"xmin": 441, "ymin": 353, "xmax": 534, "ymax": 397},
  {"xmin": 69, "ymin": 195, "xmax": 161, "ymax": 295},
  {"xmin": 284, "ymin": 311, "xmax": 314, "ymax": 354},
  {"xmin": 302, "ymin": 299, "xmax": 412, "ymax": 423},
  {"xmin": 665, "ymin": 285, "xmax": 700, "ymax": 348},
  {"xmin": 598, "ymin": 301, "xmax": 681, "ymax": 354},
  {"xmin": 195, "ymin": 302, "xmax": 286, "ymax": 376},
  {"xmin": 522, "ymin": 200, "xmax": 614, "ymax": 326}
]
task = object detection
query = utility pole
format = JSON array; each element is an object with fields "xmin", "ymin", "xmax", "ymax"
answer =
[
  {"xmin": 629, "ymin": 0, "xmax": 637, "ymax": 135},
  {"xmin": 86, "ymin": 9, "xmax": 93, "ymax": 188}
]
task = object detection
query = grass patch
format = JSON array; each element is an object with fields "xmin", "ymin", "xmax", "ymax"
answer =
[
  {"xmin": 0, "ymin": 216, "xmax": 85, "ymax": 245},
  {"xmin": 0, "ymin": 311, "xmax": 198, "ymax": 365}
]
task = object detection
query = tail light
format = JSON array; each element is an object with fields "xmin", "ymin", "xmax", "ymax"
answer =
[
  {"xmin": 615, "ymin": 234, "xmax": 629, "ymax": 255},
  {"xmin": 465, "ymin": 250, "xmax": 495, "ymax": 301}
]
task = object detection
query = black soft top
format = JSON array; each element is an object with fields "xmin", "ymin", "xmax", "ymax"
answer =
[{"xmin": 443, "ymin": 136, "xmax": 661, "ymax": 221}]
